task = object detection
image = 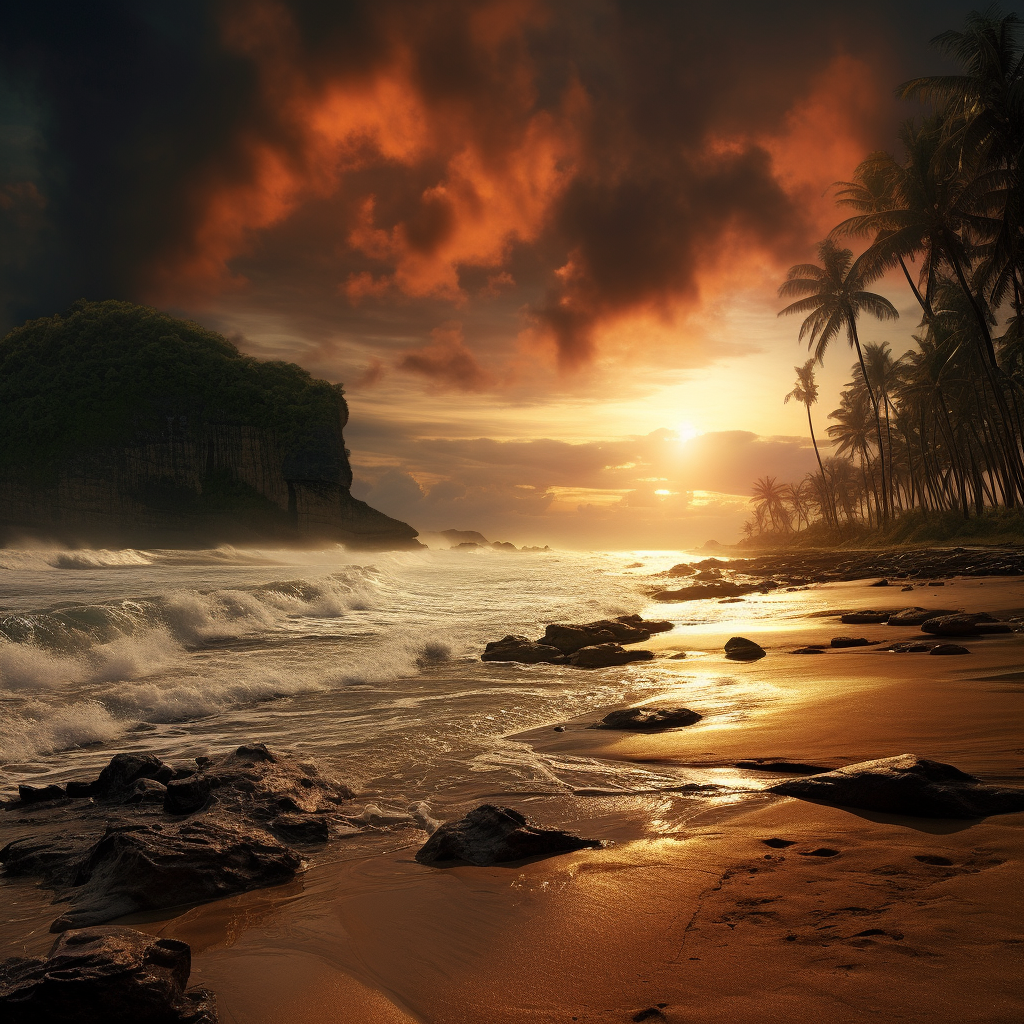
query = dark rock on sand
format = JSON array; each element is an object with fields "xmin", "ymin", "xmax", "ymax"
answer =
[
  {"xmin": 724, "ymin": 637, "xmax": 766, "ymax": 661},
  {"xmin": 888, "ymin": 607, "xmax": 957, "ymax": 626},
  {"xmin": 1, "ymin": 818, "xmax": 302, "ymax": 931},
  {"xmin": 415, "ymin": 804, "xmax": 605, "ymax": 866},
  {"xmin": 592, "ymin": 707, "xmax": 702, "ymax": 730},
  {"xmin": 160, "ymin": 742, "xmax": 353, "ymax": 821},
  {"xmin": 538, "ymin": 619, "xmax": 651, "ymax": 654},
  {"xmin": 17, "ymin": 784, "xmax": 66, "ymax": 804},
  {"xmin": 566, "ymin": 643, "xmax": 654, "ymax": 668},
  {"xmin": 666, "ymin": 563, "xmax": 696, "ymax": 576},
  {"xmin": 869, "ymin": 579, "xmax": 889, "ymax": 587},
  {"xmin": 929, "ymin": 643, "xmax": 971, "ymax": 655},
  {"xmin": 886, "ymin": 640, "xmax": 940, "ymax": 653},
  {"xmin": 0, "ymin": 926, "xmax": 216, "ymax": 1024},
  {"xmin": 92, "ymin": 753, "xmax": 175, "ymax": 802},
  {"xmin": 921, "ymin": 612, "xmax": 1013, "ymax": 636},
  {"xmin": 123, "ymin": 779, "xmax": 167, "ymax": 804},
  {"xmin": 792, "ymin": 647, "xmax": 826, "ymax": 654},
  {"xmin": 771, "ymin": 754, "xmax": 1024, "ymax": 819},
  {"xmin": 481, "ymin": 635, "xmax": 564, "ymax": 664},
  {"xmin": 271, "ymin": 813, "xmax": 330, "ymax": 843},
  {"xmin": 736, "ymin": 759, "xmax": 831, "ymax": 774},
  {"xmin": 840, "ymin": 611, "xmax": 894, "ymax": 624},
  {"xmin": 615, "ymin": 613, "xmax": 674, "ymax": 633},
  {"xmin": 653, "ymin": 582, "xmax": 759, "ymax": 602},
  {"xmin": 830, "ymin": 637, "xmax": 874, "ymax": 648}
]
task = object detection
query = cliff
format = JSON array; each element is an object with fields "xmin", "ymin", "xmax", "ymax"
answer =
[{"xmin": 0, "ymin": 301, "xmax": 419, "ymax": 549}]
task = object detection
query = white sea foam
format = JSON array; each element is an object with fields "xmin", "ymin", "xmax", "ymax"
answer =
[{"xmin": 0, "ymin": 700, "xmax": 121, "ymax": 762}]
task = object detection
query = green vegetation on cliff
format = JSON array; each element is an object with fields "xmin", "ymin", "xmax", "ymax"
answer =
[{"xmin": 0, "ymin": 300, "xmax": 347, "ymax": 469}]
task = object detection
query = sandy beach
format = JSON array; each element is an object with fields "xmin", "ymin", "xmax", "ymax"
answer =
[{"xmin": 129, "ymin": 575, "xmax": 1024, "ymax": 1024}]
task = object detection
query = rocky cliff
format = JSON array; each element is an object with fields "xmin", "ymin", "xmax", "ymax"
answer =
[{"xmin": 0, "ymin": 301, "xmax": 419, "ymax": 549}]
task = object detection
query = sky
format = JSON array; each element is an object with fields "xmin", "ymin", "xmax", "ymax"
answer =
[{"xmin": 0, "ymin": 0, "xmax": 991, "ymax": 547}]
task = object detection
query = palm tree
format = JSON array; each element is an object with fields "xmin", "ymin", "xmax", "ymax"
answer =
[
  {"xmin": 827, "ymin": 386, "xmax": 879, "ymax": 525},
  {"xmin": 782, "ymin": 480, "xmax": 813, "ymax": 532},
  {"xmin": 778, "ymin": 239, "xmax": 900, "ymax": 520},
  {"xmin": 784, "ymin": 358, "xmax": 837, "ymax": 527},
  {"xmin": 751, "ymin": 476, "xmax": 791, "ymax": 533}
]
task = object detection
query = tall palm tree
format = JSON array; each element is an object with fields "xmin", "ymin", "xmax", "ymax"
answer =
[
  {"xmin": 827, "ymin": 386, "xmax": 879, "ymax": 525},
  {"xmin": 784, "ymin": 358, "xmax": 836, "ymax": 527},
  {"xmin": 778, "ymin": 239, "xmax": 900, "ymax": 520}
]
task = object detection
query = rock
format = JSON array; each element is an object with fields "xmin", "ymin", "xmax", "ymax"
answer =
[
  {"xmin": 0, "ymin": 818, "xmax": 302, "ymax": 931},
  {"xmin": 771, "ymin": 754, "xmax": 1024, "ymax": 819},
  {"xmin": 65, "ymin": 781, "xmax": 97, "ymax": 799},
  {"xmin": 735, "ymin": 759, "xmax": 831, "ymax": 774},
  {"xmin": 928, "ymin": 580, "xmax": 945, "ymax": 586},
  {"xmin": 160, "ymin": 743, "xmax": 353, "ymax": 821},
  {"xmin": 415, "ymin": 804, "xmax": 605, "ymax": 866},
  {"xmin": 929, "ymin": 643, "xmax": 970, "ymax": 656},
  {"xmin": 669, "ymin": 651, "xmax": 688, "ymax": 659},
  {"xmin": 886, "ymin": 640, "xmax": 939, "ymax": 653},
  {"xmin": 615, "ymin": 614, "xmax": 674, "ymax": 633},
  {"xmin": 830, "ymin": 637, "xmax": 873, "ymax": 648},
  {"xmin": 792, "ymin": 647, "xmax": 825, "ymax": 654},
  {"xmin": 592, "ymin": 707, "xmax": 702, "ymax": 730},
  {"xmin": 901, "ymin": 585, "xmax": 914, "ymax": 591},
  {"xmin": 887, "ymin": 607, "xmax": 957, "ymax": 626},
  {"xmin": 481, "ymin": 634, "xmax": 564, "ymax": 664},
  {"xmin": 724, "ymin": 637, "xmax": 765, "ymax": 661},
  {"xmin": 271, "ymin": 813, "xmax": 329, "ymax": 843},
  {"xmin": 92, "ymin": 753, "xmax": 174, "ymax": 801},
  {"xmin": 538, "ymin": 619, "xmax": 651, "ymax": 654},
  {"xmin": 123, "ymin": 779, "xmax": 167, "ymax": 804},
  {"xmin": 653, "ymin": 582, "xmax": 758, "ymax": 602},
  {"xmin": 840, "ymin": 611, "xmax": 894, "ymax": 624},
  {"xmin": 869, "ymin": 579, "xmax": 889, "ymax": 587},
  {"xmin": 163, "ymin": 777, "xmax": 213, "ymax": 815},
  {"xmin": 566, "ymin": 643, "xmax": 655, "ymax": 668},
  {"xmin": 666, "ymin": 563, "xmax": 696, "ymax": 576},
  {"xmin": 17, "ymin": 784, "xmax": 66, "ymax": 804},
  {"xmin": 0, "ymin": 926, "xmax": 216, "ymax": 1024},
  {"xmin": 921, "ymin": 613, "xmax": 1012, "ymax": 636}
]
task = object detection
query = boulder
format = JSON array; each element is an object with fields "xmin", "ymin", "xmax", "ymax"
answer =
[
  {"xmin": 17, "ymin": 784, "xmax": 66, "ymax": 804},
  {"xmin": 666, "ymin": 563, "xmax": 696, "ymax": 576},
  {"xmin": 869, "ymin": 578, "xmax": 889, "ymax": 587},
  {"xmin": 653, "ymin": 582, "xmax": 759, "ymax": 602},
  {"xmin": 481, "ymin": 634, "xmax": 564, "ymax": 664},
  {"xmin": 415, "ymin": 804, "xmax": 605, "ymax": 866},
  {"xmin": 724, "ymin": 637, "xmax": 766, "ymax": 661},
  {"xmin": 771, "ymin": 754, "xmax": 1024, "ymax": 819},
  {"xmin": 887, "ymin": 607, "xmax": 956, "ymax": 626},
  {"xmin": 0, "ymin": 926, "xmax": 216, "ymax": 1024},
  {"xmin": 735, "ymin": 759, "xmax": 831, "ymax": 774},
  {"xmin": 123, "ymin": 779, "xmax": 167, "ymax": 805},
  {"xmin": 160, "ymin": 743, "xmax": 353, "ymax": 821},
  {"xmin": 271, "ymin": 813, "xmax": 330, "ymax": 843},
  {"xmin": 592, "ymin": 707, "xmax": 702, "ymax": 730},
  {"xmin": 830, "ymin": 637, "xmax": 873, "ymax": 648},
  {"xmin": 921, "ymin": 613, "xmax": 1013, "ymax": 636},
  {"xmin": 840, "ymin": 611, "xmax": 894, "ymax": 624},
  {"xmin": 0, "ymin": 818, "xmax": 302, "ymax": 931},
  {"xmin": 566, "ymin": 643, "xmax": 655, "ymax": 668},
  {"xmin": 92, "ymin": 753, "xmax": 174, "ymax": 801},
  {"xmin": 929, "ymin": 643, "xmax": 970, "ymax": 656},
  {"xmin": 537, "ymin": 619, "xmax": 651, "ymax": 654},
  {"xmin": 615, "ymin": 614, "xmax": 674, "ymax": 633},
  {"xmin": 886, "ymin": 640, "xmax": 939, "ymax": 653}
]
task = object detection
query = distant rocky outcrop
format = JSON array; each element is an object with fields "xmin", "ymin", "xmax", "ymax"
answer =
[{"xmin": 0, "ymin": 301, "xmax": 419, "ymax": 549}]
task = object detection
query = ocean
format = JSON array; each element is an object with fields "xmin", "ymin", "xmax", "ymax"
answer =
[{"xmin": 0, "ymin": 544, "xmax": 763, "ymax": 816}]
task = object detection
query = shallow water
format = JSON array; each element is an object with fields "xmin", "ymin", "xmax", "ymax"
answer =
[{"xmin": 1, "ymin": 544, "xmax": 761, "ymax": 811}]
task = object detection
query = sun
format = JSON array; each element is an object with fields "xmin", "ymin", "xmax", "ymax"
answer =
[{"xmin": 675, "ymin": 422, "xmax": 703, "ymax": 443}]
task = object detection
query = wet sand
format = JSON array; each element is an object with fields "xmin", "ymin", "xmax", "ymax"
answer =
[{"xmin": 144, "ymin": 576, "xmax": 1024, "ymax": 1023}]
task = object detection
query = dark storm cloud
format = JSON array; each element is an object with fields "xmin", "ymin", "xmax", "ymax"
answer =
[{"xmin": 0, "ymin": 0, "xmax": 986, "ymax": 356}]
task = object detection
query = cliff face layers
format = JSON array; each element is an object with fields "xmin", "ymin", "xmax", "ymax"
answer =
[{"xmin": 0, "ymin": 301, "xmax": 418, "ymax": 549}]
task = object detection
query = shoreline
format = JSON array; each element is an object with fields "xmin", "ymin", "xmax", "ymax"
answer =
[{"xmin": 2, "ymin": 559, "xmax": 1022, "ymax": 1021}]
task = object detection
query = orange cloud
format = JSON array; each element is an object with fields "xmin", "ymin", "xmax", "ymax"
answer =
[{"xmin": 397, "ymin": 321, "xmax": 494, "ymax": 390}]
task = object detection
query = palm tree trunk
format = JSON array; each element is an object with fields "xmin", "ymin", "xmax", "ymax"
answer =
[
  {"xmin": 805, "ymin": 404, "xmax": 837, "ymax": 529},
  {"xmin": 849, "ymin": 319, "xmax": 889, "ymax": 522}
]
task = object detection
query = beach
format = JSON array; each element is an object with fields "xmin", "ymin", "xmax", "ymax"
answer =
[{"xmin": 2, "ymin": 548, "xmax": 1022, "ymax": 1022}]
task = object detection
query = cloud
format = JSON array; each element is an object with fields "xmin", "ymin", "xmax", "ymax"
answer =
[
  {"xmin": 348, "ymin": 426, "xmax": 819, "ymax": 545},
  {"xmin": 396, "ymin": 321, "xmax": 494, "ymax": 390}
]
